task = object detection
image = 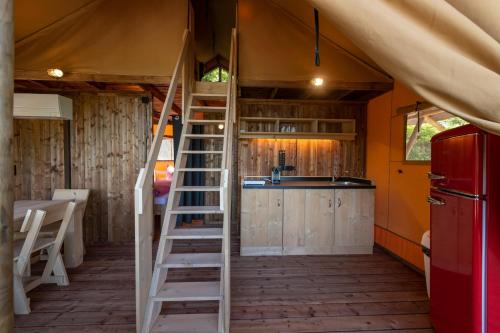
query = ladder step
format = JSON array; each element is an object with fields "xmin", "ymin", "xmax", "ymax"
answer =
[
  {"xmin": 177, "ymin": 168, "xmax": 224, "ymax": 172},
  {"xmin": 186, "ymin": 119, "xmax": 225, "ymax": 125},
  {"xmin": 180, "ymin": 150, "xmax": 223, "ymax": 154},
  {"xmin": 190, "ymin": 106, "xmax": 226, "ymax": 112},
  {"xmin": 165, "ymin": 228, "xmax": 223, "ymax": 239},
  {"xmin": 174, "ymin": 186, "xmax": 221, "ymax": 192},
  {"xmin": 153, "ymin": 281, "xmax": 221, "ymax": 302},
  {"xmin": 185, "ymin": 134, "xmax": 224, "ymax": 138},
  {"xmin": 191, "ymin": 93, "xmax": 227, "ymax": 100},
  {"xmin": 152, "ymin": 313, "xmax": 218, "ymax": 333},
  {"xmin": 169, "ymin": 206, "xmax": 223, "ymax": 214},
  {"xmin": 159, "ymin": 253, "xmax": 223, "ymax": 268}
]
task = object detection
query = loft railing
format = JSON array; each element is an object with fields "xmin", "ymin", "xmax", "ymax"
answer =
[{"xmin": 134, "ymin": 29, "xmax": 192, "ymax": 333}]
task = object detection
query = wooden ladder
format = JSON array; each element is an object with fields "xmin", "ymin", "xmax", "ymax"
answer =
[{"xmin": 140, "ymin": 81, "xmax": 232, "ymax": 333}]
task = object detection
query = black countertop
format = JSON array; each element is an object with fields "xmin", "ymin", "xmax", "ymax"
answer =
[{"xmin": 242, "ymin": 176, "xmax": 376, "ymax": 189}]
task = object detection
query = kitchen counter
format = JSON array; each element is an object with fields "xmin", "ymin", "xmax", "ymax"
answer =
[
  {"xmin": 241, "ymin": 176, "xmax": 375, "ymax": 256},
  {"xmin": 242, "ymin": 176, "xmax": 375, "ymax": 189}
]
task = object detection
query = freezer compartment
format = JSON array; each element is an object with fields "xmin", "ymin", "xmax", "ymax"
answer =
[
  {"xmin": 430, "ymin": 126, "xmax": 483, "ymax": 196},
  {"xmin": 429, "ymin": 189, "xmax": 483, "ymax": 333}
]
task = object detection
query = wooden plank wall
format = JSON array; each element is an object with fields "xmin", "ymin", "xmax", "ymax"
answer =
[
  {"xmin": 231, "ymin": 99, "xmax": 367, "ymax": 237},
  {"xmin": 13, "ymin": 119, "xmax": 66, "ymax": 200},
  {"xmin": 13, "ymin": 92, "xmax": 152, "ymax": 243},
  {"xmin": 237, "ymin": 100, "xmax": 367, "ymax": 179}
]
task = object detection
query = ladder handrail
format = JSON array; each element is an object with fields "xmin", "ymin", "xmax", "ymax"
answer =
[
  {"xmin": 134, "ymin": 29, "xmax": 191, "ymax": 333},
  {"xmin": 135, "ymin": 29, "xmax": 191, "ymax": 214},
  {"xmin": 221, "ymin": 27, "xmax": 237, "ymax": 333}
]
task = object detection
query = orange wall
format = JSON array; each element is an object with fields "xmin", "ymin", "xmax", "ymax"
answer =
[{"xmin": 367, "ymin": 82, "xmax": 430, "ymax": 270}]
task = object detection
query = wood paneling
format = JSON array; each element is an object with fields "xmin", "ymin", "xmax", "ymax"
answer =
[
  {"xmin": 13, "ymin": 92, "xmax": 152, "ymax": 243},
  {"xmin": 367, "ymin": 83, "xmax": 430, "ymax": 266},
  {"xmin": 375, "ymin": 225, "xmax": 425, "ymax": 271},
  {"xmin": 71, "ymin": 93, "xmax": 152, "ymax": 242},
  {"xmin": 13, "ymin": 119, "xmax": 66, "ymax": 200},
  {"xmin": 237, "ymin": 100, "xmax": 367, "ymax": 179}
]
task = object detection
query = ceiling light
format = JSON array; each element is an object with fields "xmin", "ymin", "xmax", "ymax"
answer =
[
  {"xmin": 311, "ymin": 77, "xmax": 324, "ymax": 87},
  {"xmin": 218, "ymin": 124, "xmax": 224, "ymax": 130},
  {"xmin": 47, "ymin": 68, "xmax": 64, "ymax": 78}
]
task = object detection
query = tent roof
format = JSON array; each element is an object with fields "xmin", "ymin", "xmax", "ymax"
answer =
[
  {"xmin": 14, "ymin": 0, "xmax": 392, "ymax": 93},
  {"xmin": 15, "ymin": 0, "xmax": 187, "ymax": 80}
]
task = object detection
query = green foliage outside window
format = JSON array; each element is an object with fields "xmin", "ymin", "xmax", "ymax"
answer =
[
  {"xmin": 201, "ymin": 67, "xmax": 228, "ymax": 83},
  {"xmin": 405, "ymin": 112, "xmax": 468, "ymax": 161}
]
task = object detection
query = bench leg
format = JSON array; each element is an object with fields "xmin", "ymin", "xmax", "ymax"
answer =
[
  {"xmin": 41, "ymin": 247, "xmax": 69, "ymax": 286},
  {"xmin": 13, "ymin": 274, "xmax": 30, "ymax": 314},
  {"xmin": 52, "ymin": 253, "xmax": 69, "ymax": 286}
]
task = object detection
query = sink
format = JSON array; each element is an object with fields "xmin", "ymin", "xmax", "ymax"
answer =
[{"xmin": 330, "ymin": 181, "xmax": 360, "ymax": 186}]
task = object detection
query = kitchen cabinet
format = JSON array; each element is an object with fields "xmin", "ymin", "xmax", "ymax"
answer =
[
  {"xmin": 240, "ymin": 189, "xmax": 283, "ymax": 255},
  {"xmin": 333, "ymin": 189, "xmax": 375, "ymax": 254},
  {"xmin": 283, "ymin": 189, "xmax": 335, "ymax": 255},
  {"xmin": 240, "ymin": 181, "xmax": 374, "ymax": 256}
]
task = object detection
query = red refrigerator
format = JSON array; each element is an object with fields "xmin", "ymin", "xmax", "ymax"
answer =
[{"xmin": 429, "ymin": 124, "xmax": 500, "ymax": 333}]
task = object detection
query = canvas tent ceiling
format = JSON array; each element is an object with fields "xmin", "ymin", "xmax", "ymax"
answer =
[
  {"xmin": 309, "ymin": 0, "xmax": 500, "ymax": 135},
  {"xmin": 238, "ymin": 0, "xmax": 392, "ymax": 87},
  {"xmin": 13, "ymin": 0, "xmax": 500, "ymax": 133},
  {"xmin": 15, "ymin": 0, "xmax": 187, "ymax": 79}
]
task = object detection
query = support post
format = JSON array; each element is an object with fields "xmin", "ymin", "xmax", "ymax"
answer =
[{"xmin": 0, "ymin": 0, "xmax": 15, "ymax": 331}]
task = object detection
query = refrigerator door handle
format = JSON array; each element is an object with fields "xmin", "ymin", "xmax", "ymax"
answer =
[
  {"xmin": 428, "ymin": 172, "xmax": 446, "ymax": 180},
  {"xmin": 427, "ymin": 196, "xmax": 446, "ymax": 206}
]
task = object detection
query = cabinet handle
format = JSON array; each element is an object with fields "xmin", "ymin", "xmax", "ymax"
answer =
[
  {"xmin": 427, "ymin": 196, "xmax": 445, "ymax": 206},
  {"xmin": 277, "ymin": 199, "xmax": 281, "ymax": 207},
  {"xmin": 329, "ymin": 199, "xmax": 332, "ymax": 208},
  {"xmin": 428, "ymin": 172, "xmax": 446, "ymax": 180},
  {"xmin": 337, "ymin": 198, "xmax": 342, "ymax": 207}
]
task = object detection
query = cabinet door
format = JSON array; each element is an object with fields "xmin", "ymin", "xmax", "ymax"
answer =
[
  {"xmin": 334, "ymin": 189, "xmax": 374, "ymax": 253},
  {"xmin": 284, "ymin": 189, "xmax": 334, "ymax": 255},
  {"xmin": 241, "ymin": 189, "xmax": 283, "ymax": 255}
]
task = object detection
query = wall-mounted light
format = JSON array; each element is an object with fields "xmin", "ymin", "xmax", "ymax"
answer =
[
  {"xmin": 218, "ymin": 124, "xmax": 225, "ymax": 130},
  {"xmin": 311, "ymin": 77, "xmax": 324, "ymax": 87},
  {"xmin": 47, "ymin": 68, "xmax": 64, "ymax": 78}
]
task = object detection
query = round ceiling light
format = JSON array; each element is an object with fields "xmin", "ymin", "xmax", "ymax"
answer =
[
  {"xmin": 47, "ymin": 68, "xmax": 64, "ymax": 78},
  {"xmin": 218, "ymin": 124, "xmax": 225, "ymax": 130},
  {"xmin": 311, "ymin": 77, "xmax": 324, "ymax": 87}
]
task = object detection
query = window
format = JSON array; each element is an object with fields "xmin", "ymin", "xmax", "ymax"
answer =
[
  {"xmin": 405, "ymin": 106, "xmax": 467, "ymax": 161},
  {"xmin": 201, "ymin": 67, "xmax": 228, "ymax": 83}
]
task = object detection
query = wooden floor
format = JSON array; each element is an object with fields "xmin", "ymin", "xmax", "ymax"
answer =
[{"xmin": 14, "ymin": 242, "xmax": 433, "ymax": 333}]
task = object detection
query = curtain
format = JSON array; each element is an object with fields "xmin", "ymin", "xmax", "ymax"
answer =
[{"xmin": 309, "ymin": 0, "xmax": 500, "ymax": 134}]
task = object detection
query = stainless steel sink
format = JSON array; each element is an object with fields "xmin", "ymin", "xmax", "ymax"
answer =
[{"xmin": 330, "ymin": 181, "xmax": 360, "ymax": 186}]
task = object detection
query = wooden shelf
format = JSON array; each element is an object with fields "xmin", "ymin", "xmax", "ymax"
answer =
[{"xmin": 239, "ymin": 117, "xmax": 356, "ymax": 140}]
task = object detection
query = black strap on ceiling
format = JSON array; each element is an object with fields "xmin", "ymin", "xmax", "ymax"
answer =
[{"xmin": 314, "ymin": 8, "xmax": 320, "ymax": 66}]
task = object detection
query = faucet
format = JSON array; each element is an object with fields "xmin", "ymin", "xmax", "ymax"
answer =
[{"xmin": 272, "ymin": 150, "xmax": 295, "ymax": 184}]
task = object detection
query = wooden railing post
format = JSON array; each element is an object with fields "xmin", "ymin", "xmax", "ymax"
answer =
[{"xmin": 0, "ymin": 0, "xmax": 14, "ymax": 331}]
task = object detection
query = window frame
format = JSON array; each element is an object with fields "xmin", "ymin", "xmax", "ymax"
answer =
[{"xmin": 401, "ymin": 102, "xmax": 467, "ymax": 164}]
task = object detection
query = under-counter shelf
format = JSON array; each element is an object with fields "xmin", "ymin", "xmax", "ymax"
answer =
[{"xmin": 239, "ymin": 117, "xmax": 356, "ymax": 140}]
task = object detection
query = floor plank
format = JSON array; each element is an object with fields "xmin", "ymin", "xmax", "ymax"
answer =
[{"xmin": 14, "ymin": 242, "xmax": 433, "ymax": 332}]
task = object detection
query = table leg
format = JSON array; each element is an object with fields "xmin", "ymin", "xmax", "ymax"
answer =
[{"xmin": 64, "ymin": 207, "xmax": 84, "ymax": 268}]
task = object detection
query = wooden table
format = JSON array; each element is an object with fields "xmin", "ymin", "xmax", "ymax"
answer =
[{"xmin": 14, "ymin": 200, "xmax": 86, "ymax": 268}]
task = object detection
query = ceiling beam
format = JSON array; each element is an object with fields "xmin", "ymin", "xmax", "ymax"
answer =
[
  {"xmin": 86, "ymin": 81, "xmax": 107, "ymax": 90},
  {"xmin": 15, "ymin": 69, "xmax": 172, "ymax": 85},
  {"xmin": 239, "ymin": 79, "xmax": 394, "ymax": 91},
  {"xmin": 238, "ymin": 98, "xmax": 366, "ymax": 105},
  {"xmin": 141, "ymin": 84, "xmax": 182, "ymax": 114}
]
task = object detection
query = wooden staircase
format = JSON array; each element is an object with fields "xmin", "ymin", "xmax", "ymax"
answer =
[{"xmin": 136, "ymin": 29, "xmax": 237, "ymax": 333}]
